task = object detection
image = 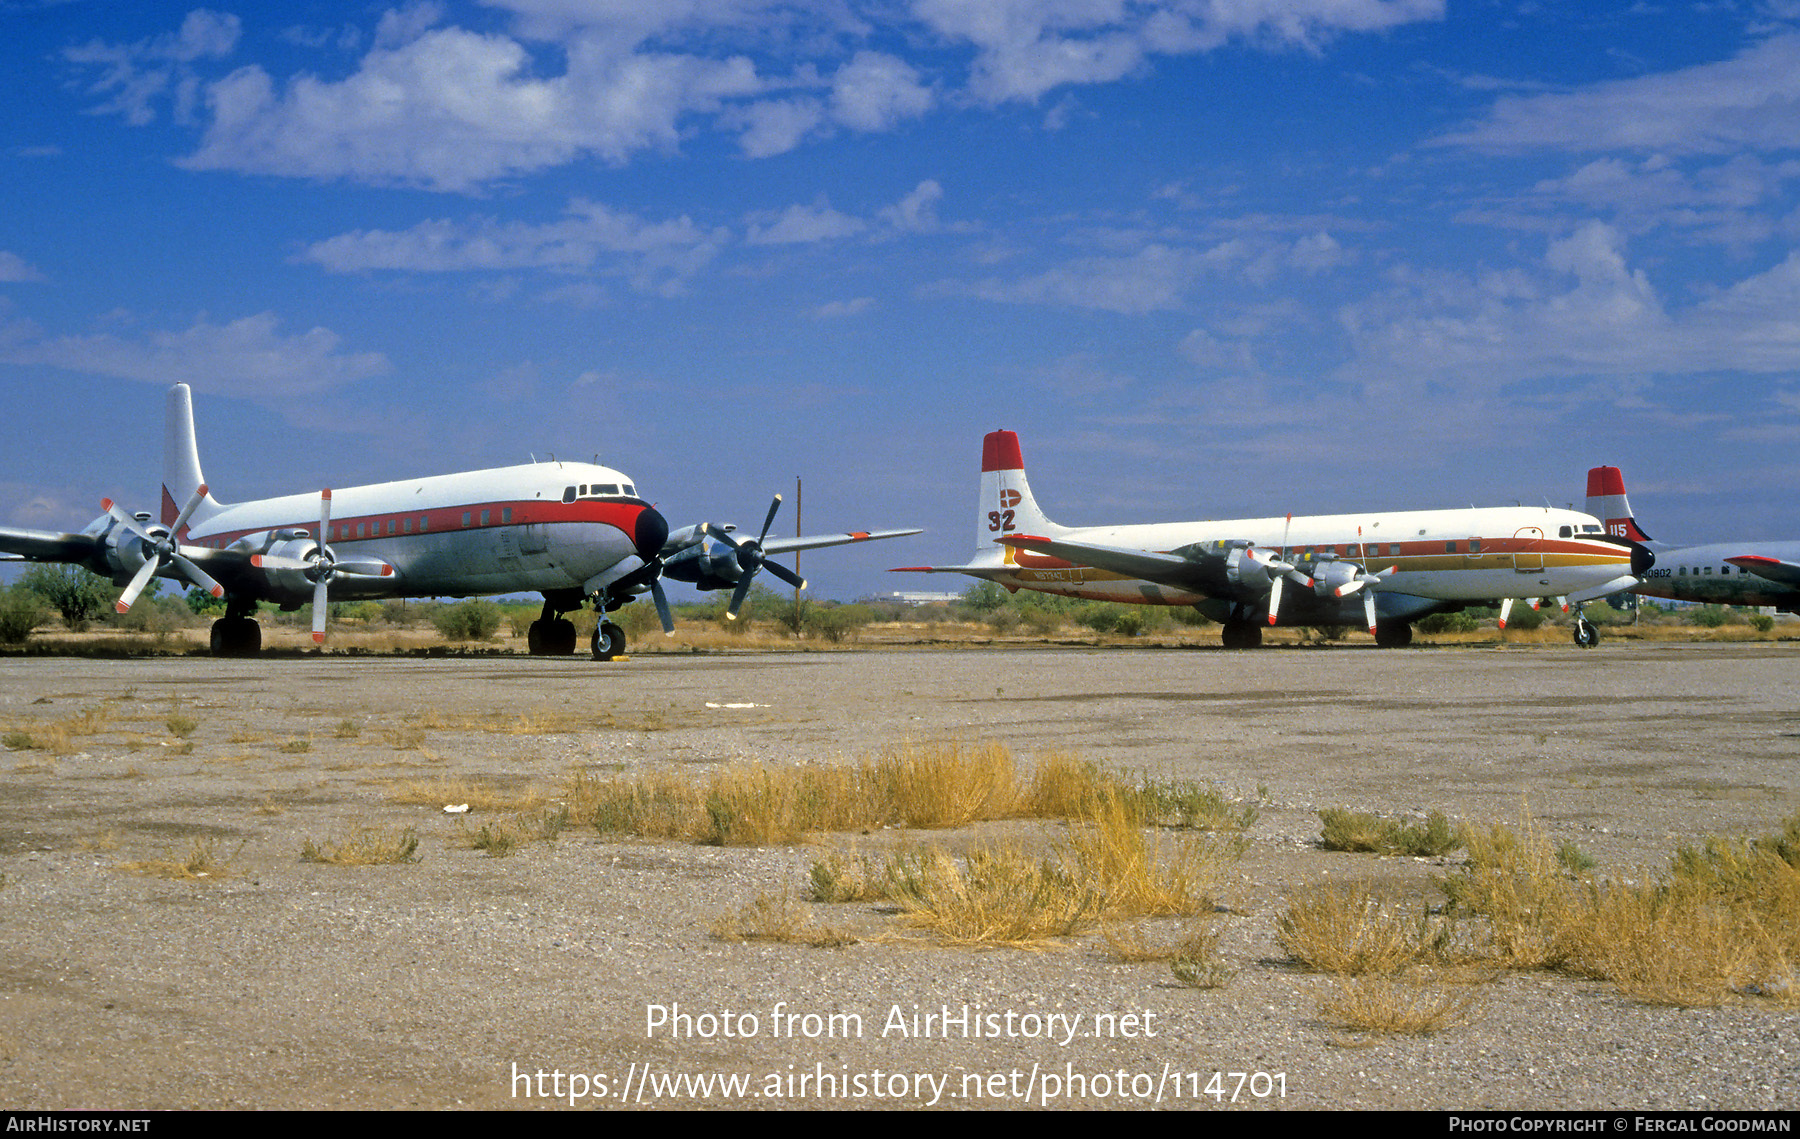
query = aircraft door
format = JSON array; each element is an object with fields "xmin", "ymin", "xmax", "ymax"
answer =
[{"xmin": 1512, "ymin": 527, "xmax": 1545, "ymax": 573}]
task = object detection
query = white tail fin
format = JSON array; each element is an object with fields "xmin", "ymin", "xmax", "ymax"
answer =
[
  {"xmin": 161, "ymin": 384, "xmax": 223, "ymax": 535},
  {"xmin": 976, "ymin": 431, "xmax": 1065, "ymax": 562},
  {"xmin": 1584, "ymin": 466, "xmax": 1652, "ymax": 543}
]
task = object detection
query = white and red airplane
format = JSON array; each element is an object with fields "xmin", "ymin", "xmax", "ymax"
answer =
[
  {"xmin": 0, "ymin": 384, "xmax": 918, "ymax": 658},
  {"xmin": 1586, "ymin": 465, "xmax": 1800, "ymax": 613},
  {"xmin": 897, "ymin": 430, "xmax": 1648, "ymax": 647}
]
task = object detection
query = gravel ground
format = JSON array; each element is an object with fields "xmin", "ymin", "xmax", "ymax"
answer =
[{"xmin": 0, "ymin": 640, "xmax": 1795, "ymax": 1111}]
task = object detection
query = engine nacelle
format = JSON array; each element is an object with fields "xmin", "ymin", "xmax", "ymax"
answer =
[
  {"xmin": 661, "ymin": 542, "xmax": 744, "ymax": 592},
  {"xmin": 254, "ymin": 536, "xmax": 325, "ymax": 597}
]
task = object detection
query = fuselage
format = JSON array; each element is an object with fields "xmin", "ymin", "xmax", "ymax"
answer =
[
  {"xmin": 995, "ymin": 506, "xmax": 1632, "ymax": 608},
  {"xmin": 181, "ymin": 462, "xmax": 666, "ymax": 602},
  {"xmin": 1633, "ymin": 541, "xmax": 1800, "ymax": 610}
]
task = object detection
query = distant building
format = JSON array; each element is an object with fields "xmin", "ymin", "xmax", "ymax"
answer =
[{"xmin": 863, "ymin": 591, "xmax": 963, "ymax": 606}]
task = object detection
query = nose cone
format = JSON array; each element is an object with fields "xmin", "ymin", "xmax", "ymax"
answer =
[
  {"xmin": 634, "ymin": 503, "xmax": 669, "ymax": 564},
  {"xmin": 1630, "ymin": 542, "xmax": 1656, "ymax": 577}
]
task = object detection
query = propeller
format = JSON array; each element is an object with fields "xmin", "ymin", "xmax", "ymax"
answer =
[
  {"xmin": 705, "ymin": 494, "xmax": 807, "ymax": 619},
  {"xmin": 247, "ymin": 490, "xmax": 393, "ymax": 644},
  {"xmin": 102, "ymin": 485, "xmax": 224, "ymax": 613},
  {"xmin": 1256, "ymin": 514, "xmax": 1315, "ymax": 627}
]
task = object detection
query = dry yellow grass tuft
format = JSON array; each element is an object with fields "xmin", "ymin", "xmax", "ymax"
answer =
[
  {"xmin": 888, "ymin": 846, "xmax": 1099, "ymax": 947},
  {"xmin": 301, "ymin": 825, "xmax": 421, "ymax": 865},
  {"xmin": 118, "ymin": 837, "xmax": 242, "ymax": 881},
  {"xmin": 1316, "ymin": 976, "xmax": 1482, "ymax": 1036},
  {"xmin": 1277, "ymin": 881, "xmax": 1456, "ymax": 976},
  {"xmin": 710, "ymin": 891, "xmax": 856, "ymax": 947}
]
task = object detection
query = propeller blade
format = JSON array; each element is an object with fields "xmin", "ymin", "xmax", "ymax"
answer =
[
  {"xmin": 318, "ymin": 489, "xmax": 332, "ymax": 541},
  {"xmin": 114, "ymin": 557, "xmax": 160, "ymax": 614},
  {"xmin": 725, "ymin": 575, "xmax": 756, "ymax": 620},
  {"xmin": 705, "ymin": 523, "xmax": 743, "ymax": 550},
  {"xmin": 1498, "ymin": 597, "xmax": 1514, "ymax": 630},
  {"xmin": 312, "ymin": 577, "xmax": 329, "ymax": 644},
  {"xmin": 100, "ymin": 498, "xmax": 152, "ymax": 542},
  {"xmin": 168, "ymin": 484, "xmax": 210, "ymax": 536},
  {"xmin": 170, "ymin": 554, "xmax": 224, "ymax": 599},
  {"xmin": 331, "ymin": 558, "xmax": 393, "ymax": 578},
  {"xmin": 649, "ymin": 578, "xmax": 675, "ymax": 635},
  {"xmin": 1363, "ymin": 588, "xmax": 1377, "ymax": 636},
  {"xmin": 1266, "ymin": 574, "xmax": 1283, "ymax": 626},
  {"xmin": 757, "ymin": 495, "xmax": 782, "ymax": 544},
  {"xmin": 763, "ymin": 560, "xmax": 806, "ymax": 590}
]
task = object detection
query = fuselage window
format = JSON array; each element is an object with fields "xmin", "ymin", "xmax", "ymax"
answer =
[
  {"xmin": 1445, "ymin": 541, "xmax": 1457, "ymax": 553},
  {"xmin": 1469, "ymin": 538, "xmax": 1482, "ymax": 554},
  {"xmin": 1703, "ymin": 566, "xmax": 1712, "ymax": 575},
  {"xmin": 462, "ymin": 511, "xmax": 471, "ymax": 528},
  {"xmin": 502, "ymin": 507, "xmax": 513, "ymax": 524},
  {"xmin": 404, "ymin": 518, "xmax": 412, "ymax": 533},
  {"xmin": 419, "ymin": 516, "xmax": 429, "ymax": 532},
  {"xmin": 481, "ymin": 509, "xmax": 490, "ymax": 526},
  {"xmin": 356, "ymin": 522, "xmax": 366, "ymax": 538}
]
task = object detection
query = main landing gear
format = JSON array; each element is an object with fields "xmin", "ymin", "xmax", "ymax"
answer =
[
  {"xmin": 524, "ymin": 597, "xmax": 579, "ymax": 656},
  {"xmin": 1374, "ymin": 621, "xmax": 1413, "ymax": 648},
  {"xmin": 209, "ymin": 596, "xmax": 262, "ymax": 657},
  {"xmin": 524, "ymin": 591, "xmax": 630, "ymax": 661},
  {"xmin": 1220, "ymin": 619, "xmax": 1263, "ymax": 649}
]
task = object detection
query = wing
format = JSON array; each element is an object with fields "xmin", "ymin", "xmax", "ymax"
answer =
[
  {"xmin": 1725, "ymin": 555, "xmax": 1800, "ymax": 588},
  {"xmin": 0, "ymin": 525, "xmax": 106, "ymax": 566},
  {"xmin": 998, "ymin": 534, "xmax": 1217, "ymax": 592},
  {"xmin": 761, "ymin": 527, "xmax": 922, "ymax": 555}
]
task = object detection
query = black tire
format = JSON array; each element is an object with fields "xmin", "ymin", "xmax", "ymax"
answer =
[
  {"xmin": 552, "ymin": 618, "xmax": 577, "ymax": 655},
  {"xmin": 1573, "ymin": 618, "xmax": 1599, "ymax": 648},
  {"xmin": 527, "ymin": 620, "xmax": 545, "ymax": 655},
  {"xmin": 1221, "ymin": 621, "xmax": 1262, "ymax": 649},
  {"xmin": 592, "ymin": 621, "xmax": 626, "ymax": 661},
  {"xmin": 210, "ymin": 617, "xmax": 261, "ymax": 657},
  {"xmin": 1375, "ymin": 622, "xmax": 1413, "ymax": 648}
]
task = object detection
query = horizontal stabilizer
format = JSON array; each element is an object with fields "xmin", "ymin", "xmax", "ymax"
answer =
[{"xmin": 1725, "ymin": 555, "xmax": 1800, "ymax": 587}]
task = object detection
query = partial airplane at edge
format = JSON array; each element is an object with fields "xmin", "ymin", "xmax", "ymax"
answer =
[
  {"xmin": 897, "ymin": 431, "xmax": 1646, "ymax": 648},
  {"xmin": 0, "ymin": 384, "xmax": 918, "ymax": 658},
  {"xmin": 1587, "ymin": 466, "xmax": 1800, "ymax": 613}
]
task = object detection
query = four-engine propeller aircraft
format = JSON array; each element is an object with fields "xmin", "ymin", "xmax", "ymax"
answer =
[
  {"xmin": 0, "ymin": 384, "xmax": 918, "ymax": 658},
  {"xmin": 897, "ymin": 430, "xmax": 1647, "ymax": 648},
  {"xmin": 1586, "ymin": 466, "xmax": 1800, "ymax": 614}
]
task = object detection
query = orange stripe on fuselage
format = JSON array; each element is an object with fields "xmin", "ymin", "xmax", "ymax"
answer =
[{"xmin": 189, "ymin": 499, "xmax": 650, "ymax": 549}]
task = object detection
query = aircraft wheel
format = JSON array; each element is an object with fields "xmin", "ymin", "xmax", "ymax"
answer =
[
  {"xmin": 210, "ymin": 617, "xmax": 261, "ymax": 657},
  {"xmin": 592, "ymin": 621, "xmax": 626, "ymax": 661},
  {"xmin": 552, "ymin": 618, "xmax": 577, "ymax": 655},
  {"xmin": 1220, "ymin": 621, "xmax": 1262, "ymax": 649},
  {"xmin": 527, "ymin": 620, "xmax": 545, "ymax": 655},
  {"xmin": 1375, "ymin": 622, "xmax": 1413, "ymax": 648},
  {"xmin": 1573, "ymin": 618, "xmax": 1600, "ymax": 648}
]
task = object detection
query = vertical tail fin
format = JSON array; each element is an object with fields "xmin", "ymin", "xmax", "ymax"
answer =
[
  {"xmin": 1584, "ymin": 466, "xmax": 1652, "ymax": 543},
  {"xmin": 161, "ymin": 384, "xmax": 222, "ymax": 536},
  {"xmin": 976, "ymin": 430, "xmax": 1064, "ymax": 561}
]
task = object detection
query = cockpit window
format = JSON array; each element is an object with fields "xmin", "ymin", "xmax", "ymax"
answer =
[
  {"xmin": 1582, "ymin": 524, "xmax": 1602, "ymax": 533},
  {"xmin": 562, "ymin": 486, "xmax": 577, "ymax": 504},
  {"xmin": 622, "ymin": 483, "xmax": 636, "ymax": 497},
  {"xmin": 1559, "ymin": 526, "xmax": 1572, "ymax": 538}
]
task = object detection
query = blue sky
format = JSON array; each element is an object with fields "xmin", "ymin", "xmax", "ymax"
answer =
[{"xmin": 5, "ymin": 1, "xmax": 1800, "ymax": 600}]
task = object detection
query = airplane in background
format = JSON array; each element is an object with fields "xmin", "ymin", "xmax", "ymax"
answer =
[
  {"xmin": 897, "ymin": 430, "xmax": 1647, "ymax": 648},
  {"xmin": 0, "ymin": 383, "xmax": 918, "ymax": 658},
  {"xmin": 1586, "ymin": 466, "xmax": 1800, "ymax": 613}
]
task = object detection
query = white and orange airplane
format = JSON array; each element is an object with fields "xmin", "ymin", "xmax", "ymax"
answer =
[
  {"xmin": 1587, "ymin": 465, "xmax": 1800, "ymax": 613},
  {"xmin": 0, "ymin": 384, "xmax": 918, "ymax": 658},
  {"xmin": 897, "ymin": 430, "xmax": 1647, "ymax": 647}
]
